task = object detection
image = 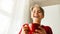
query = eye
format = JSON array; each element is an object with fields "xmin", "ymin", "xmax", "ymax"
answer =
[{"xmin": 38, "ymin": 11, "xmax": 41, "ymax": 13}]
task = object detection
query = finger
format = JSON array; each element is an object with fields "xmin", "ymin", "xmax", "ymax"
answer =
[
  {"xmin": 22, "ymin": 24, "xmax": 30, "ymax": 32},
  {"xmin": 38, "ymin": 26, "xmax": 45, "ymax": 30},
  {"xmin": 34, "ymin": 29, "xmax": 42, "ymax": 34},
  {"xmin": 23, "ymin": 24, "xmax": 29, "ymax": 27}
]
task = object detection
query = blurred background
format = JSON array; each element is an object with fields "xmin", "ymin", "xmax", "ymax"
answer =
[{"xmin": 0, "ymin": 0, "xmax": 60, "ymax": 34}]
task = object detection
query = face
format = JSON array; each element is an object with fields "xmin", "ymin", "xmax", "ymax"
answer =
[{"xmin": 31, "ymin": 6, "xmax": 44, "ymax": 20}]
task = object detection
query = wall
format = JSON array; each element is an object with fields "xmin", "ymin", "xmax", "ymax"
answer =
[{"xmin": 42, "ymin": 5, "xmax": 60, "ymax": 34}]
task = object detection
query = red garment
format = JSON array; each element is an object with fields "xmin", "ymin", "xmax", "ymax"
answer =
[{"xmin": 19, "ymin": 23, "xmax": 53, "ymax": 34}]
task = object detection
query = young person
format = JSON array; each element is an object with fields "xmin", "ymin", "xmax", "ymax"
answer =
[{"xmin": 19, "ymin": 4, "xmax": 53, "ymax": 34}]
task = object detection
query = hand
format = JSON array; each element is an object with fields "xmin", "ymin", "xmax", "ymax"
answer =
[
  {"xmin": 21, "ymin": 24, "xmax": 29, "ymax": 34},
  {"xmin": 33, "ymin": 26, "xmax": 47, "ymax": 34}
]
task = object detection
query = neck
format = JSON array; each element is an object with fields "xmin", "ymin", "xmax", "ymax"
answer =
[{"xmin": 33, "ymin": 19, "xmax": 41, "ymax": 25}]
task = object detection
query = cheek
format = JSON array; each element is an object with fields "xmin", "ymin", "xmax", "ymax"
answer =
[
  {"xmin": 31, "ymin": 13, "xmax": 33, "ymax": 18},
  {"xmin": 39, "ymin": 13, "xmax": 43, "ymax": 18}
]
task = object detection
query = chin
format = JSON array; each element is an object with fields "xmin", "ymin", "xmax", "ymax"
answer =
[{"xmin": 33, "ymin": 18, "xmax": 40, "ymax": 20}]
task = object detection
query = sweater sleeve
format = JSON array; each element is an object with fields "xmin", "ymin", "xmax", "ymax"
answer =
[
  {"xmin": 19, "ymin": 28, "xmax": 22, "ymax": 34},
  {"xmin": 46, "ymin": 26, "xmax": 53, "ymax": 34}
]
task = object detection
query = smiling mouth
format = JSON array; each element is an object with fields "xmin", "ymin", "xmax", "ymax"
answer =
[{"xmin": 34, "ymin": 16, "xmax": 38, "ymax": 18}]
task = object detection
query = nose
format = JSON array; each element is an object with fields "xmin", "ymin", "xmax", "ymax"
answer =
[{"xmin": 34, "ymin": 11, "xmax": 38, "ymax": 16}]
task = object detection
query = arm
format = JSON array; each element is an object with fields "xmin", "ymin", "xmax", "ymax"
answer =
[
  {"xmin": 37, "ymin": 26, "xmax": 53, "ymax": 34},
  {"xmin": 47, "ymin": 26, "xmax": 53, "ymax": 34},
  {"xmin": 19, "ymin": 24, "xmax": 30, "ymax": 34}
]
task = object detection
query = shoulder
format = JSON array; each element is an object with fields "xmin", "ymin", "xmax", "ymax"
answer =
[
  {"xmin": 42, "ymin": 25, "xmax": 52, "ymax": 31},
  {"xmin": 41, "ymin": 25, "xmax": 53, "ymax": 34},
  {"xmin": 42, "ymin": 25, "xmax": 52, "ymax": 30}
]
